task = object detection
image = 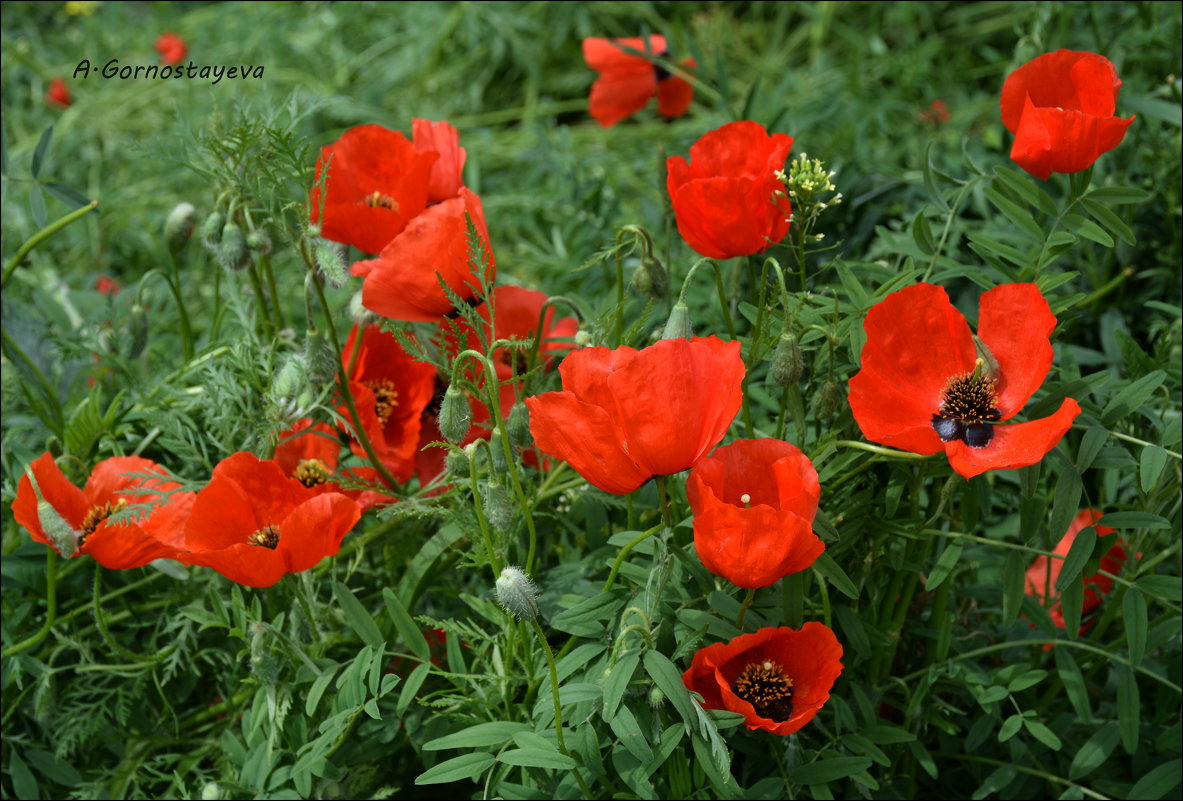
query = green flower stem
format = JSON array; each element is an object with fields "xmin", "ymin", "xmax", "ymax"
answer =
[
  {"xmin": 613, "ymin": 235, "xmax": 626, "ymax": 347},
  {"xmin": 531, "ymin": 618, "xmax": 594, "ymax": 801},
  {"xmin": 467, "ymin": 442, "xmax": 503, "ymax": 578},
  {"xmin": 0, "ymin": 324, "xmax": 64, "ymax": 434},
  {"xmin": 0, "ymin": 550, "xmax": 57, "ymax": 659},
  {"xmin": 921, "ymin": 181, "xmax": 975, "ymax": 283},
  {"xmin": 92, "ymin": 563, "xmax": 175, "ymax": 664},
  {"xmin": 656, "ymin": 476, "xmax": 674, "ymax": 530},
  {"xmin": 54, "ymin": 570, "xmax": 165, "ymax": 628},
  {"xmin": 1071, "ymin": 425, "xmax": 1182, "ymax": 460},
  {"xmin": 932, "ymin": 752, "xmax": 1109, "ymax": 800},
  {"xmin": 602, "ymin": 524, "xmax": 664, "ymax": 593},
  {"xmin": 166, "ymin": 253, "xmax": 195, "ymax": 361},
  {"xmin": 833, "ymin": 440, "xmax": 930, "ymax": 459},
  {"xmin": 1, "ymin": 199, "xmax": 98, "ymax": 289},
  {"xmin": 736, "ymin": 588, "xmax": 757, "ymax": 630},
  {"xmin": 243, "ymin": 257, "xmax": 274, "ymax": 336}
]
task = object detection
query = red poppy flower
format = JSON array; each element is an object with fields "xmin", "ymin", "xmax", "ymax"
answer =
[
  {"xmin": 687, "ymin": 439, "xmax": 823, "ymax": 588},
  {"xmin": 412, "ymin": 118, "xmax": 466, "ymax": 205},
  {"xmin": 582, "ymin": 35, "xmax": 694, "ymax": 127},
  {"xmin": 274, "ymin": 418, "xmax": 396, "ymax": 511},
  {"xmin": 526, "ymin": 336, "xmax": 744, "ymax": 495},
  {"xmin": 666, "ymin": 121, "xmax": 794, "ymax": 259},
  {"xmin": 46, "ymin": 77, "xmax": 71, "ymax": 108},
  {"xmin": 919, "ymin": 99, "xmax": 951, "ymax": 125},
  {"xmin": 155, "ymin": 32, "xmax": 187, "ymax": 65},
  {"xmin": 848, "ymin": 283, "xmax": 1081, "ymax": 479},
  {"xmin": 351, "ymin": 187, "xmax": 495, "ymax": 322},
  {"xmin": 682, "ymin": 623, "xmax": 844, "ymax": 735},
  {"xmin": 182, "ymin": 452, "xmax": 360, "ymax": 588},
  {"xmin": 447, "ymin": 285, "xmax": 578, "ymax": 377},
  {"xmin": 341, "ymin": 325, "xmax": 438, "ymax": 483},
  {"xmin": 1000, "ymin": 50, "xmax": 1135, "ymax": 180},
  {"xmin": 11, "ymin": 453, "xmax": 193, "ymax": 569},
  {"xmin": 310, "ymin": 124, "xmax": 436, "ymax": 255},
  {"xmin": 1025, "ymin": 509, "xmax": 1127, "ymax": 629},
  {"xmin": 95, "ymin": 275, "xmax": 121, "ymax": 296}
]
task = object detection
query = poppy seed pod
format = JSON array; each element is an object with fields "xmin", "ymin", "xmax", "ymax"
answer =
[
  {"xmin": 495, "ymin": 566, "xmax": 538, "ymax": 620},
  {"xmin": 164, "ymin": 202, "xmax": 196, "ymax": 253},
  {"xmin": 438, "ymin": 384, "xmax": 472, "ymax": 443},
  {"xmin": 482, "ymin": 477, "xmax": 514, "ymax": 531},
  {"xmin": 218, "ymin": 222, "xmax": 250, "ymax": 271},
  {"xmin": 662, "ymin": 301, "xmax": 694, "ymax": 340},
  {"xmin": 769, "ymin": 331, "xmax": 804, "ymax": 386},
  {"xmin": 631, "ymin": 255, "xmax": 669, "ymax": 299},
  {"xmin": 201, "ymin": 211, "xmax": 225, "ymax": 248}
]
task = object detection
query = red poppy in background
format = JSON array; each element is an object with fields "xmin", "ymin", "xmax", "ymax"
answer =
[
  {"xmin": 582, "ymin": 35, "xmax": 694, "ymax": 127},
  {"xmin": 667, "ymin": 121, "xmax": 794, "ymax": 259},
  {"xmin": 448, "ymin": 285, "xmax": 579, "ymax": 377},
  {"xmin": 1000, "ymin": 50, "xmax": 1135, "ymax": 180},
  {"xmin": 526, "ymin": 336, "xmax": 744, "ymax": 495},
  {"xmin": 182, "ymin": 452, "xmax": 360, "ymax": 588},
  {"xmin": 919, "ymin": 99, "xmax": 951, "ymax": 124},
  {"xmin": 46, "ymin": 77, "xmax": 71, "ymax": 108},
  {"xmin": 95, "ymin": 275, "xmax": 121, "ymax": 296},
  {"xmin": 683, "ymin": 624, "xmax": 844, "ymax": 735},
  {"xmin": 310, "ymin": 124, "xmax": 436, "ymax": 254},
  {"xmin": 1025, "ymin": 509, "xmax": 1127, "ymax": 629},
  {"xmin": 848, "ymin": 283, "xmax": 1080, "ymax": 479},
  {"xmin": 341, "ymin": 325, "xmax": 438, "ymax": 483},
  {"xmin": 12, "ymin": 453, "xmax": 193, "ymax": 568},
  {"xmin": 352, "ymin": 187, "xmax": 495, "ymax": 321},
  {"xmin": 155, "ymin": 32, "xmax": 187, "ymax": 65},
  {"xmin": 687, "ymin": 439, "xmax": 823, "ymax": 588},
  {"xmin": 412, "ymin": 118, "xmax": 466, "ymax": 205},
  {"xmin": 274, "ymin": 418, "xmax": 396, "ymax": 510}
]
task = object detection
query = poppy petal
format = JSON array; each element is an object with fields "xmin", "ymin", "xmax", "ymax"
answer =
[
  {"xmin": 525, "ymin": 392, "xmax": 649, "ymax": 495},
  {"xmin": 588, "ymin": 72, "xmax": 659, "ymax": 128},
  {"xmin": 12, "ymin": 453, "xmax": 91, "ymax": 546},
  {"xmin": 945, "ymin": 397, "xmax": 1081, "ymax": 478},
  {"xmin": 582, "ymin": 36, "xmax": 667, "ymax": 72},
  {"xmin": 656, "ymin": 73, "xmax": 694, "ymax": 119},
  {"xmin": 412, "ymin": 118, "xmax": 466, "ymax": 204},
  {"xmin": 1010, "ymin": 96, "xmax": 1134, "ymax": 180},
  {"xmin": 977, "ymin": 283, "xmax": 1056, "ymax": 419}
]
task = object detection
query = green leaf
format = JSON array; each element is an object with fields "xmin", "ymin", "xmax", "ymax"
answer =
[
  {"xmin": 382, "ymin": 587, "xmax": 430, "ymax": 663},
  {"xmin": 602, "ymin": 653, "xmax": 639, "ymax": 719},
  {"xmin": 993, "ymin": 166, "xmax": 1057, "ymax": 215},
  {"xmin": 1097, "ymin": 511, "xmax": 1172, "ymax": 530},
  {"xmin": 9, "ymin": 749, "xmax": 39, "ymax": 800},
  {"xmin": 498, "ymin": 748, "xmax": 577, "ymax": 770},
  {"xmin": 1101, "ymin": 370, "xmax": 1166, "ymax": 426},
  {"xmin": 608, "ymin": 705, "xmax": 653, "ymax": 763},
  {"xmin": 1080, "ymin": 198, "xmax": 1136, "ymax": 245},
  {"xmin": 1001, "ymin": 551, "xmax": 1026, "ymax": 626},
  {"xmin": 1054, "ymin": 648, "xmax": 1091, "ymax": 722},
  {"xmin": 24, "ymin": 749, "xmax": 82, "ymax": 788},
  {"xmin": 1085, "ymin": 186, "xmax": 1151, "ymax": 205},
  {"xmin": 1069, "ymin": 723, "xmax": 1119, "ymax": 779},
  {"xmin": 924, "ymin": 143, "xmax": 950, "ymax": 211},
  {"xmin": 1023, "ymin": 718, "xmax": 1063, "ymax": 750},
  {"xmin": 305, "ymin": 665, "xmax": 338, "ymax": 717},
  {"xmin": 644, "ymin": 650, "xmax": 697, "ymax": 726},
  {"xmin": 689, "ymin": 733, "xmax": 739, "ymax": 799},
  {"xmin": 1061, "ymin": 575, "xmax": 1084, "ymax": 638},
  {"xmin": 1008, "ymin": 669, "xmax": 1047, "ymax": 693},
  {"xmin": 415, "ymin": 753, "xmax": 495, "ymax": 785},
  {"xmin": 423, "ymin": 721, "xmax": 532, "ymax": 751},
  {"xmin": 859, "ymin": 725, "xmax": 916, "ymax": 745},
  {"xmin": 332, "ymin": 581, "xmax": 385, "ymax": 649},
  {"xmin": 926, "ymin": 539, "xmax": 963, "ymax": 590},
  {"xmin": 1075, "ymin": 427, "xmax": 1108, "ymax": 472},
  {"xmin": 1049, "ymin": 469, "xmax": 1083, "ymax": 558},
  {"xmin": 1137, "ymin": 575, "xmax": 1183, "ymax": 602},
  {"xmin": 911, "ymin": 210, "xmax": 936, "ymax": 254},
  {"xmin": 813, "ymin": 553, "xmax": 859, "ymax": 599},
  {"xmin": 1062, "ymin": 213, "xmax": 1113, "ymax": 246},
  {"xmin": 985, "ymin": 185, "xmax": 1044, "ymax": 241},
  {"xmin": 1055, "ymin": 525, "xmax": 1096, "ymax": 593},
  {"xmin": 973, "ymin": 765, "xmax": 1016, "ymax": 799},
  {"xmin": 43, "ymin": 182, "xmax": 91, "ymax": 209},
  {"xmin": 397, "ymin": 661, "xmax": 431, "ymax": 717},
  {"xmin": 1124, "ymin": 588, "xmax": 1148, "ymax": 667},
  {"xmin": 1139, "ymin": 446, "xmax": 1169, "ymax": 493},
  {"xmin": 1128, "ymin": 759, "xmax": 1183, "ymax": 800},
  {"xmin": 32, "ymin": 126, "xmax": 54, "ymax": 178},
  {"xmin": 789, "ymin": 757, "xmax": 874, "ymax": 785},
  {"xmin": 1116, "ymin": 665, "xmax": 1141, "ymax": 754},
  {"xmin": 998, "ymin": 714, "xmax": 1023, "ymax": 742}
]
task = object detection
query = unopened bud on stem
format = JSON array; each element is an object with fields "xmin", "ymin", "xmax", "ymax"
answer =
[{"xmin": 495, "ymin": 566, "xmax": 538, "ymax": 621}]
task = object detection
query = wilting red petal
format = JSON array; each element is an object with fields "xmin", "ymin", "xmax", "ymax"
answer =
[
  {"xmin": 356, "ymin": 188, "xmax": 494, "ymax": 322},
  {"xmin": 945, "ymin": 398, "xmax": 1081, "ymax": 478},
  {"xmin": 413, "ymin": 118, "xmax": 466, "ymax": 204},
  {"xmin": 977, "ymin": 283, "xmax": 1056, "ymax": 419}
]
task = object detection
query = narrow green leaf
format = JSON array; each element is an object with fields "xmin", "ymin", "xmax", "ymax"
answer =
[
  {"xmin": 1085, "ymin": 186, "xmax": 1151, "ymax": 205},
  {"xmin": 644, "ymin": 650, "xmax": 697, "ymax": 726},
  {"xmin": 414, "ymin": 753, "xmax": 495, "ymax": 785},
  {"xmin": 43, "ymin": 182, "xmax": 91, "ymax": 209},
  {"xmin": 32, "ymin": 126, "xmax": 54, "ymax": 178},
  {"xmin": 1116, "ymin": 665, "xmax": 1141, "ymax": 754},
  {"xmin": 1055, "ymin": 525, "xmax": 1096, "ymax": 593},
  {"xmin": 382, "ymin": 587, "xmax": 430, "ymax": 663},
  {"xmin": 1139, "ymin": 446, "xmax": 1169, "ymax": 493},
  {"xmin": 973, "ymin": 765, "xmax": 1016, "ymax": 799},
  {"xmin": 1001, "ymin": 551, "xmax": 1026, "ymax": 626},
  {"xmin": 332, "ymin": 581, "xmax": 385, "ymax": 649},
  {"xmin": 1008, "ymin": 669, "xmax": 1047, "ymax": 693},
  {"xmin": 397, "ymin": 661, "xmax": 431, "ymax": 717},
  {"xmin": 305, "ymin": 665, "xmax": 338, "ymax": 717},
  {"xmin": 1127, "ymin": 759, "xmax": 1183, "ymax": 800},
  {"xmin": 1097, "ymin": 511, "xmax": 1172, "ymax": 530},
  {"xmin": 423, "ymin": 721, "xmax": 531, "ymax": 751},
  {"xmin": 790, "ymin": 757, "xmax": 874, "ymax": 785},
  {"xmin": 1024, "ymin": 718, "xmax": 1063, "ymax": 750},
  {"xmin": 1101, "ymin": 370, "xmax": 1166, "ymax": 426},
  {"xmin": 1137, "ymin": 575, "xmax": 1183, "ymax": 601},
  {"xmin": 813, "ymin": 553, "xmax": 859, "ymax": 599},
  {"xmin": 1049, "ymin": 469, "xmax": 1083, "ymax": 558},
  {"xmin": 602, "ymin": 653, "xmax": 639, "ymax": 719},
  {"xmin": 1061, "ymin": 575, "xmax": 1084, "ymax": 638},
  {"xmin": 498, "ymin": 748, "xmax": 577, "ymax": 770},
  {"xmin": 993, "ymin": 166, "xmax": 1057, "ymax": 215},
  {"xmin": 9, "ymin": 750, "xmax": 39, "ymax": 801},
  {"xmin": 998, "ymin": 715, "xmax": 1023, "ymax": 742},
  {"xmin": 926, "ymin": 540, "xmax": 963, "ymax": 590},
  {"xmin": 689, "ymin": 733, "xmax": 738, "ymax": 799},
  {"xmin": 859, "ymin": 725, "xmax": 916, "ymax": 744},
  {"xmin": 911, "ymin": 210, "xmax": 936, "ymax": 254},
  {"xmin": 1053, "ymin": 648, "xmax": 1091, "ymax": 722},
  {"xmin": 1075, "ymin": 427, "xmax": 1108, "ymax": 472},
  {"xmin": 608, "ymin": 705, "xmax": 653, "ymax": 763},
  {"xmin": 1069, "ymin": 723, "xmax": 1119, "ymax": 779},
  {"xmin": 985, "ymin": 185, "xmax": 1044, "ymax": 240},
  {"xmin": 1080, "ymin": 198, "xmax": 1136, "ymax": 245},
  {"xmin": 1124, "ymin": 589, "xmax": 1148, "ymax": 667},
  {"xmin": 924, "ymin": 143, "xmax": 950, "ymax": 211}
]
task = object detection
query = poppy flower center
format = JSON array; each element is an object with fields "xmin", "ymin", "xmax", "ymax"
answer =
[
  {"xmin": 653, "ymin": 49, "xmax": 672, "ymax": 81},
  {"xmin": 732, "ymin": 659, "xmax": 794, "ymax": 722},
  {"xmin": 248, "ymin": 524, "xmax": 280, "ymax": 550},
  {"xmin": 365, "ymin": 379, "xmax": 399, "ymax": 425},
  {"xmin": 79, "ymin": 498, "xmax": 127, "ymax": 543},
  {"xmin": 294, "ymin": 458, "xmax": 331, "ymax": 487},
  {"xmin": 931, "ymin": 360, "xmax": 1001, "ymax": 449},
  {"xmin": 362, "ymin": 191, "xmax": 399, "ymax": 212}
]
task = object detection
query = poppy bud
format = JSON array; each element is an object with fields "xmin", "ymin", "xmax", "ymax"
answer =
[
  {"xmin": 769, "ymin": 331, "xmax": 804, "ymax": 386},
  {"xmin": 574, "ymin": 330, "xmax": 592, "ymax": 348},
  {"xmin": 495, "ymin": 565, "xmax": 538, "ymax": 621},
  {"xmin": 483, "ymin": 476, "xmax": 514, "ymax": 531},
  {"xmin": 26, "ymin": 468, "xmax": 78, "ymax": 558},
  {"xmin": 304, "ymin": 328, "xmax": 335, "ymax": 385},
  {"xmin": 315, "ymin": 240, "xmax": 348, "ymax": 289},
  {"xmin": 438, "ymin": 385, "xmax": 472, "ymax": 443},
  {"xmin": 246, "ymin": 229, "xmax": 273, "ymax": 255},
  {"xmin": 272, "ymin": 354, "xmax": 309, "ymax": 402},
  {"xmin": 349, "ymin": 290, "xmax": 378, "ymax": 326},
  {"xmin": 201, "ymin": 211, "xmax": 225, "ymax": 249},
  {"xmin": 662, "ymin": 301, "xmax": 694, "ymax": 340},
  {"xmin": 811, "ymin": 378, "xmax": 843, "ymax": 420},
  {"xmin": 489, "ymin": 430, "xmax": 509, "ymax": 474},
  {"xmin": 446, "ymin": 448, "xmax": 469, "ymax": 479},
  {"xmin": 127, "ymin": 303, "xmax": 149, "ymax": 359},
  {"xmin": 201, "ymin": 783, "xmax": 223, "ymax": 801},
  {"xmin": 507, "ymin": 401, "xmax": 532, "ymax": 449},
  {"xmin": 648, "ymin": 686, "xmax": 665, "ymax": 710},
  {"xmin": 218, "ymin": 222, "xmax": 250, "ymax": 271},
  {"xmin": 631, "ymin": 256, "xmax": 669, "ymax": 299},
  {"xmin": 164, "ymin": 202, "xmax": 196, "ymax": 254}
]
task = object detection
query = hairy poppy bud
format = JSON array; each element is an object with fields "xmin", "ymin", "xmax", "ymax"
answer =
[
  {"xmin": 246, "ymin": 229, "xmax": 273, "ymax": 255},
  {"xmin": 438, "ymin": 384, "xmax": 472, "ymax": 443},
  {"xmin": 164, "ymin": 202, "xmax": 196, "ymax": 253},
  {"xmin": 446, "ymin": 448, "xmax": 469, "ymax": 479},
  {"xmin": 201, "ymin": 211, "xmax": 225, "ymax": 249},
  {"xmin": 662, "ymin": 301, "xmax": 694, "ymax": 340},
  {"xmin": 349, "ymin": 290, "xmax": 378, "ymax": 326},
  {"xmin": 769, "ymin": 331, "xmax": 804, "ymax": 386},
  {"xmin": 574, "ymin": 330, "xmax": 592, "ymax": 347},
  {"xmin": 631, "ymin": 256, "xmax": 669, "ymax": 299},
  {"xmin": 218, "ymin": 222, "xmax": 250, "ymax": 271},
  {"xmin": 272, "ymin": 355, "xmax": 308, "ymax": 402},
  {"xmin": 648, "ymin": 686, "xmax": 666, "ymax": 709},
  {"xmin": 315, "ymin": 240, "xmax": 348, "ymax": 289},
  {"xmin": 127, "ymin": 302, "xmax": 149, "ymax": 359},
  {"xmin": 507, "ymin": 401, "xmax": 532, "ymax": 449},
  {"xmin": 26, "ymin": 468, "xmax": 78, "ymax": 558},
  {"xmin": 489, "ymin": 430, "xmax": 509, "ymax": 473},
  {"xmin": 811, "ymin": 378, "xmax": 843, "ymax": 420},
  {"xmin": 303, "ymin": 328, "xmax": 335, "ymax": 385},
  {"xmin": 483, "ymin": 476, "xmax": 514, "ymax": 531},
  {"xmin": 495, "ymin": 566, "xmax": 538, "ymax": 621}
]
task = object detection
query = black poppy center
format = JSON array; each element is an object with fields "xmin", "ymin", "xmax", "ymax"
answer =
[
  {"xmin": 732, "ymin": 659, "xmax": 794, "ymax": 722},
  {"xmin": 294, "ymin": 458, "xmax": 331, "ymax": 488},
  {"xmin": 931, "ymin": 365, "xmax": 1000, "ymax": 449},
  {"xmin": 653, "ymin": 49, "xmax": 672, "ymax": 81},
  {"xmin": 248, "ymin": 524, "xmax": 280, "ymax": 550}
]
